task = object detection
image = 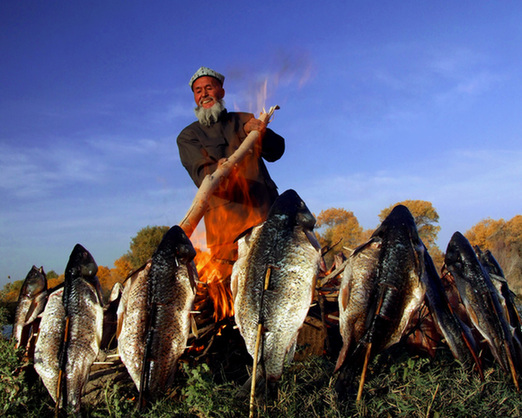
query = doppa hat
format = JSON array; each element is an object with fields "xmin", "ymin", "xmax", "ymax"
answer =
[{"xmin": 189, "ymin": 67, "xmax": 225, "ymax": 90}]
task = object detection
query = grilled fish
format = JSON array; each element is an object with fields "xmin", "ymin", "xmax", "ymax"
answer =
[
  {"xmin": 117, "ymin": 225, "xmax": 197, "ymax": 403},
  {"xmin": 231, "ymin": 189, "xmax": 321, "ymax": 383},
  {"xmin": 12, "ymin": 266, "xmax": 48, "ymax": 351},
  {"xmin": 335, "ymin": 240, "xmax": 380, "ymax": 372},
  {"xmin": 476, "ymin": 247, "xmax": 522, "ymax": 334},
  {"xmin": 34, "ymin": 244, "xmax": 104, "ymax": 412},
  {"xmin": 421, "ymin": 245, "xmax": 481, "ymax": 372},
  {"xmin": 336, "ymin": 205, "xmax": 426, "ymax": 398},
  {"xmin": 445, "ymin": 231, "xmax": 520, "ymax": 389}
]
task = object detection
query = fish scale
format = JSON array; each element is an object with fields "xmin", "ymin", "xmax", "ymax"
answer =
[
  {"xmin": 445, "ymin": 231, "xmax": 520, "ymax": 389},
  {"xmin": 117, "ymin": 225, "xmax": 197, "ymax": 401},
  {"xmin": 34, "ymin": 244, "xmax": 103, "ymax": 413},
  {"xmin": 232, "ymin": 189, "xmax": 321, "ymax": 382},
  {"xmin": 335, "ymin": 205, "xmax": 426, "ymax": 399},
  {"xmin": 12, "ymin": 266, "xmax": 48, "ymax": 350}
]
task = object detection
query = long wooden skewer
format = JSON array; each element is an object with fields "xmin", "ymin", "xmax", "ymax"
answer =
[
  {"xmin": 249, "ymin": 266, "xmax": 272, "ymax": 418},
  {"xmin": 179, "ymin": 106, "xmax": 280, "ymax": 238}
]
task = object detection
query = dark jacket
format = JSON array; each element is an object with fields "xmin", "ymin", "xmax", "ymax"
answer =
[{"xmin": 177, "ymin": 110, "xmax": 285, "ymax": 247}]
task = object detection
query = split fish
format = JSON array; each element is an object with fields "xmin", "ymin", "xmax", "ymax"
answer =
[
  {"xmin": 117, "ymin": 225, "xmax": 197, "ymax": 403},
  {"xmin": 335, "ymin": 205, "xmax": 426, "ymax": 398},
  {"xmin": 231, "ymin": 189, "xmax": 321, "ymax": 384},
  {"xmin": 334, "ymin": 239, "xmax": 380, "ymax": 372},
  {"xmin": 12, "ymin": 266, "xmax": 48, "ymax": 351},
  {"xmin": 445, "ymin": 231, "xmax": 520, "ymax": 390},
  {"xmin": 34, "ymin": 244, "xmax": 104, "ymax": 413}
]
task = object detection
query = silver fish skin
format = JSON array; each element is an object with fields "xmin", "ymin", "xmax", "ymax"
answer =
[
  {"xmin": 34, "ymin": 244, "xmax": 103, "ymax": 413},
  {"xmin": 12, "ymin": 265, "xmax": 48, "ymax": 349},
  {"xmin": 335, "ymin": 240, "xmax": 380, "ymax": 372},
  {"xmin": 445, "ymin": 232, "xmax": 519, "ymax": 382},
  {"xmin": 231, "ymin": 189, "xmax": 321, "ymax": 382},
  {"xmin": 118, "ymin": 225, "xmax": 197, "ymax": 399}
]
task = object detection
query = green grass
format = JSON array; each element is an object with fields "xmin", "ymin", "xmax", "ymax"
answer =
[{"xmin": 2, "ymin": 303, "xmax": 522, "ymax": 418}]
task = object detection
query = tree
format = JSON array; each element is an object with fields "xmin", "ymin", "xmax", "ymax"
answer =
[
  {"xmin": 465, "ymin": 217, "xmax": 505, "ymax": 250},
  {"xmin": 127, "ymin": 225, "xmax": 170, "ymax": 269},
  {"xmin": 466, "ymin": 215, "xmax": 522, "ymax": 296},
  {"xmin": 315, "ymin": 208, "xmax": 364, "ymax": 267},
  {"xmin": 111, "ymin": 254, "xmax": 133, "ymax": 283}
]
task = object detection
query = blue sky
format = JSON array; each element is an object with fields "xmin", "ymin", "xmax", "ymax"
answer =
[{"xmin": 1, "ymin": 1, "xmax": 521, "ymax": 287}]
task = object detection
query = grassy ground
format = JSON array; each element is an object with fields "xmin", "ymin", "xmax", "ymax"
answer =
[
  {"xmin": 2, "ymin": 336, "xmax": 522, "ymax": 417},
  {"xmin": 2, "ymin": 301, "xmax": 522, "ymax": 418}
]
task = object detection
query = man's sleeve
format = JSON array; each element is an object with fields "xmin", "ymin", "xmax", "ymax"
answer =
[
  {"xmin": 261, "ymin": 128, "xmax": 285, "ymax": 162},
  {"xmin": 177, "ymin": 128, "xmax": 219, "ymax": 187}
]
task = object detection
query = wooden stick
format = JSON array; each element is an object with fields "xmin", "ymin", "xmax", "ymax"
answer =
[
  {"xmin": 356, "ymin": 342, "xmax": 372, "ymax": 402},
  {"xmin": 249, "ymin": 266, "xmax": 272, "ymax": 418},
  {"xmin": 179, "ymin": 106, "xmax": 280, "ymax": 238}
]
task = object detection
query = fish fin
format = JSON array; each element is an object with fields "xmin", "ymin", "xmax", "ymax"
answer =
[
  {"xmin": 340, "ymin": 284, "xmax": 349, "ymax": 311},
  {"xmin": 351, "ymin": 237, "xmax": 382, "ymax": 258},
  {"xmin": 286, "ymin": 339, "xmax": 297, "ymax": 364},
  {"xmin": 23, "ymin": 301, "xmax": 38, "ymax": 325},
  {"xmin": 304, "ymin": 229, "xmax": 322, "ymax": 252},
  {"xmin": 334, "ymin": 343, "xmax": 349, "ymax": 372},
  {"xmin": 191, "ymin": 316, "xmax": 199, "ymax": 339}
]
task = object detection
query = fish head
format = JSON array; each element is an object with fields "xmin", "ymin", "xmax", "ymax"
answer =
[
  {"xmin": 445, "ymin": 232, "xmax": 488, "ymax": 283},
  {"xmin": 481, "ymin": 249, "xmax": 505, "ymax": 279},
  {"xmin": 268, "ymin": 189, "xmax": 316, "ymax": 231},
  {"xmin": 372, "ymin": 204, "xmax": 421, "ymax": 249},
  {"xmin": 154, "ymin": 225, "xmax": 197, "ymax": 264},
  {"xmin": 20, "ymin": 265, "xmax": 47, "ymax": 298},
  {"xmin": 65, "ymin": 244, "xmax": 98, "ymax": 282}
]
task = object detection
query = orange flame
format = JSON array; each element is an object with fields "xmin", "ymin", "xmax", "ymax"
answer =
[
  {"xmin": 196, "ymin": 162, "xmax": 269, "ymax": 321},
  {"xmin": 192, "ymin": 60, "xmax": 315, "ymax": 322}
]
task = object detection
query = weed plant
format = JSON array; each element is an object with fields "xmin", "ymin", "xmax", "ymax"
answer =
[{"xmin": 2, "ymin": 306, "xmax": 522, "ymax": 417}]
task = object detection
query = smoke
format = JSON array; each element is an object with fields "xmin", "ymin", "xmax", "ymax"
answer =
[{"xmin": 227, "ymin": 49, "xmax": 315, "ymax": 115}]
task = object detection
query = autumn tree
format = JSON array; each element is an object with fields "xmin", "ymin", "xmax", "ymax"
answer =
[
  {"xmin": 315, "ymin": 208, "xmax": 365, "ymax": 267},
  {"xmin": 111, "ymin": 254, "xmax": 133, "ymax": 283},
  {"xmin": 127, "ymin": 225, "xmax": 170, "ymax": 269},
  {"xmin": 465, "ymin": 218, "xmax": 505, "ymax": 249},
  {"xmin": 96, "ymin": 265, "xmax": 123, "ymax": 301},
  {"xmin": 466, "ymin": 215, "xmax": 522, "ymax": 295}
]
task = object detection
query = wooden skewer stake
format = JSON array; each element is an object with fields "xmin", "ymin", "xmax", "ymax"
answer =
[
  {"xmin": 249, "ymin": 266, "xmax": 272, "ymax": 418},
  {"xmin": 179, "ymin": 106, "xmax": 280, "ymax": 238}
]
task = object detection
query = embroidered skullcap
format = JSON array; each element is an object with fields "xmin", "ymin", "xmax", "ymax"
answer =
[{"xmin": 189, "ymin": 67, "xmax": 225, "ymax": 90}]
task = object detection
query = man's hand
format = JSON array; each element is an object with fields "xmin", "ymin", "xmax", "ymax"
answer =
[{"xmin": 244, "ymin": 117, "xmax": 267, "ymax": 136}]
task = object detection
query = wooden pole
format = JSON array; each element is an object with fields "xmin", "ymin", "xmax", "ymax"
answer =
[
  {"xmin": 249, "ymin": 266, "xmax": 272, "ymax": 418},
  {"xmin": 179, "ymin": 105, "xmax": 279, "ymax": 238}
]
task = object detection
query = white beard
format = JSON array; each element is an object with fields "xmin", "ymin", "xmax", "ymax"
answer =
[{"xmin": 194, "ymin": 99, "xmax": 226, "ymax": 127}]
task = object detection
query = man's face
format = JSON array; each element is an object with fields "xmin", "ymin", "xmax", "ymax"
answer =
[{"xmin": 193, "ymin": 76, "xmax": 225, "ymax": 109}]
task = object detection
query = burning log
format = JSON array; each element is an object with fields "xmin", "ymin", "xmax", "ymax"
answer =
[{"xmin": 179, "ymin": 105, "xmax": 280, "ymax": 238}]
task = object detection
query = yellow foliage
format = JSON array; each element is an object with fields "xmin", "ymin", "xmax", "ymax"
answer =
[
  {"xmin": 465, "ymin": 217, "xmax": 505, "ymax": 249},
  {"xmin": 316, "ymin": 208, "xmax": 363, "ymax": 252}
]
